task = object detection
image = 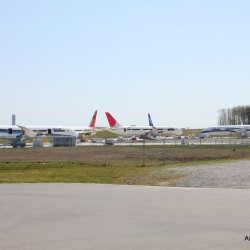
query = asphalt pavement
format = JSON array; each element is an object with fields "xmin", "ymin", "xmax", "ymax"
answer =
[{"xmin": 0, "ymin": 184, "xmax": 250, "ymax": 250}]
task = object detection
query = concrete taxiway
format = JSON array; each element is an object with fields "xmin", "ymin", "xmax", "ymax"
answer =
[{"xmin": 0, "ymin": 184, "xmax": 250, "ymax": 250}]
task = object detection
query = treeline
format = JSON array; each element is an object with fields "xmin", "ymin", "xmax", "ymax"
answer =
[{"xmin": 218, "ymin": 105, "xmax": 250, "ymax": 125}]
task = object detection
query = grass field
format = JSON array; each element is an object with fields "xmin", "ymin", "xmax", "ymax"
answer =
[
  {"xmin": 0, "ymin": 144, "xmax": 250, "ymax": 184},
  {"xmin": 0, "ymin": 162, "xmax": 184, "ymax": 185}
]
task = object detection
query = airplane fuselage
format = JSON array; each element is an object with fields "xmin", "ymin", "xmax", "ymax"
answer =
[
  {"xmin": 202, "ymin": 125, "xmax": 250, "ymax": 136},
  {"xmin": 108, "ymin": 125, "xmax": 182, "ymax": 137},
  {"xmin": 0, "ymin": 126, "xmax": 23, "ymax": 139},
  {"xmin": 63, "ymin": 126, "xmax": 96, "ymax": 136},
  {"xmin": 0, "ymin": 125, "xmax": 79, "ymax": 139}
]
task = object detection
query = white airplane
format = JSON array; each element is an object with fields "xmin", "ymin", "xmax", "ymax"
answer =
[
  {"xmin": 0, "ymin": 125, "xmax": 79, "ymax": 147},
  {"xmin": 0, "ymin": 110, "xmax": 98, "ymax": 147},
  {"xmin": 105, "ymin": 112, "xmax": 182, "ymax": 138},
  {"xmin": 201, "ymin": 125, "xmax": 250, "ymax": 137}
]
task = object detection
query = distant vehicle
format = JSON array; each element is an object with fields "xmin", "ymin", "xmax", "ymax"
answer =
[
  {"xmin": 201, "ymin": 125, "xmax": 250, "ymax": 137},
  {"xmin": 104, "ymin": 139, "xmax": 115, "ymax": 146},
  {"xmin": 105, "ymin": 112, "xmax": 182, "ymax": 138}
]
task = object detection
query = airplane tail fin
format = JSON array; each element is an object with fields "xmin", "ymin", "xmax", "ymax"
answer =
[
  {"xmin": 105, "ymin": 112, "xmax": 121, "ymax": 128},
  {"xmin": 89, "ymin": 110, "xmax": 97, "ymax": 128},
  {"xmin": 148, "ymin": 113, "xmax": 154, "ymax": 126}
]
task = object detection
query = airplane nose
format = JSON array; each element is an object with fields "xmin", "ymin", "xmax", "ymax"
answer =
[{"xmin": 67, "ymin": 129, "xmax": 79, "ymax": 138}]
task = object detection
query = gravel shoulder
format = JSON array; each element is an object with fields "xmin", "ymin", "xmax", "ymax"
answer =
[{"xmin": 162, "ymin": 160, "xmax": 250, "ymax": 189}]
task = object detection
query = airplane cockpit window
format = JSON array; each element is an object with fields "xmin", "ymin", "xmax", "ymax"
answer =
[{"xmin": 13, "ymin": 130, "xmax": 20, "ymax": 133}]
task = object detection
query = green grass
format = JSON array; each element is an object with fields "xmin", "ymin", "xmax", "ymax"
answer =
[
  {"xmin": 0, "ymin": 157, "xmax": 248, "ymax": 185},
  {"xmin": 94, "ymin": 130, "xmax": 118, "ymax": 138},
  {"xmin": 0, "ymin": 162, "xmax": 180, "ymax": 185}
]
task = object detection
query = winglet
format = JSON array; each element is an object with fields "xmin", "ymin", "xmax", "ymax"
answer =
[
  {"xmin": 105, "ymin": 112, "xmax": 121, "ymax": 128},
  {"xmin": 89, "ymin": 110, "xmax": 97, "ymax": 128},
  {"xmin": 17, "ymin": 125, "xmax": 37, "ymax": 138},
  {"xmin": 148, "ymin": 113, "xmax": 154, "ymax": 126}
]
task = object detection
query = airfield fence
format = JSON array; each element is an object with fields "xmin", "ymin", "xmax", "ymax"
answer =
[{"xmin": 1, "ymin": 137, "xmax": 250, "ymax": 166}]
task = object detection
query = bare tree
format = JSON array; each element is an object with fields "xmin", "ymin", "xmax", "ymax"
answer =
[{"xmin": 217, "ymin": 105, "xmax": 250, "ymax": 125}]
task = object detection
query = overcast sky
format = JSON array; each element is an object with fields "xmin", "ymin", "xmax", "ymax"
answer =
[{"xmin": 1, "ymin": 0, "xmax": 249, "ymax": 128}]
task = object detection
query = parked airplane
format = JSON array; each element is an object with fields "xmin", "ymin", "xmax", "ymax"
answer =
[
  {"xmin": 0, "ymin": 110, "xmax": 97, "ymax": 144},
  {"xmin": 0, "ymin": 125, "xmax": 79, "ymax": 147},
  {"xmin": 201, "ymin": 125, "xmax": 250, "ymax": 137},
  {"xmin": 105, "ymin": 112, "xmax": 182, "ymax": 138}
]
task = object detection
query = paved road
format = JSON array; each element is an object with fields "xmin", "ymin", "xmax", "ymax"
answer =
[{"xmin": 0, "ymin": 184, "xmax": 250, "ymax": 250}]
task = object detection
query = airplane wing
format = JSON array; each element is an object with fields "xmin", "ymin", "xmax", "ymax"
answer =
[
  {"xmin": 17, "ymin": 125, "xmax": 37, "ymax": 138},
  {"xmin": 144, "ymin": 126, "xmax": 158, "ymax": 139},
  {"xmin": 151, "ymin": 126, "xmax": 158, "ymax": 134}
]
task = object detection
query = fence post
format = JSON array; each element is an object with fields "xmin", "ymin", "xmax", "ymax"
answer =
[
  {"xmin": 3, "ymin": 135, "xmax": 5, "ymax": 162},
  {"xmin": 163, "ymin": 138, "xmax": 166, "ymax": 165},
  {"xmin": 68, "ymin": 137, "xmax": 71, "ymax": 162},
  {"xmin": 229, "ymin": 137, "xmax": 231, "ymax": 158},
  {"xmin": 142, "ymin": 138, "xmax": 145, "ymax": 167},
  {"xmin": 104, "ymin": 137, "xmax": 107, "ymax": 166},
  {"xmin": 241, "ymin": 137, "xmax": 244, "ymax": 158},
  {"xmin": 199, "ymin": 138, "xmax": 202, "ymax": 160}
]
